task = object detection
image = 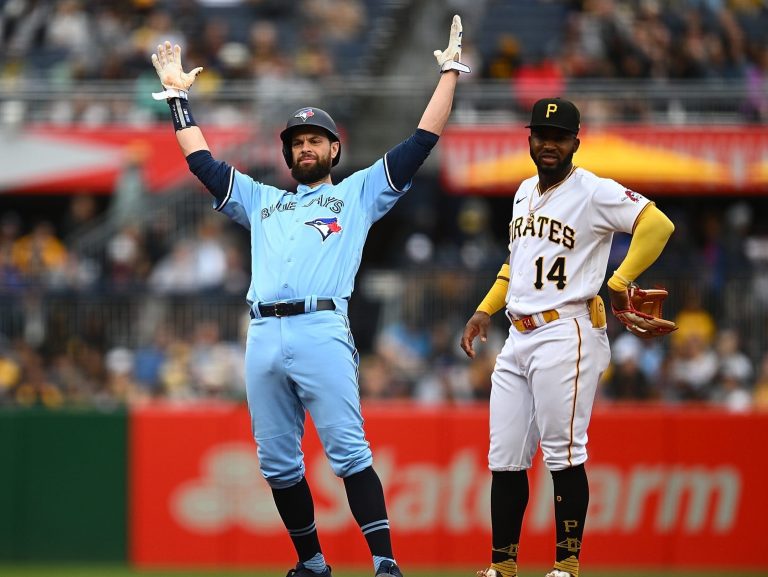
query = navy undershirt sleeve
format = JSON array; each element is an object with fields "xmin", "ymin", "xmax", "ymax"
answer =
[
  {"xmin": 186, "ymin": 150, "xmax": 233, "ymax": 205},
  {"xmin": 384, "ymin": 128, "xmax": 439, "ymax": 192}
]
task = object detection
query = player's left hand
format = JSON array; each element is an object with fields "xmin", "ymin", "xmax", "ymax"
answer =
[
  {"xmin": 151, "ymin": 41, "xmax": 203, "ymax": 100},
  {"xmin": 461, "ymin": 311, "xmax": 491, "ymax": 358},
  {"xmin": 609, "ymin": 285, "xmax": 677, "ymax": 339},
  {"xmin": 433, "ymin": 15, "xmax": 471, "ymax": 73}
]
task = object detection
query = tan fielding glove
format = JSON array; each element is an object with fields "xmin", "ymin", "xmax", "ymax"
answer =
[
  {"xmin": 151, "ymin": 40, "xmax": 203, "ymax": 100},
  {"xmin": 609, "ymin": 285, "xmax": 678, "ymax": 339}
]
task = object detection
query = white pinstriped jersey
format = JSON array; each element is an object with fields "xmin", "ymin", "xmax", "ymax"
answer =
[{"xmin": 505, "ymin": 167, "xmax": 650, "ymax": 317}]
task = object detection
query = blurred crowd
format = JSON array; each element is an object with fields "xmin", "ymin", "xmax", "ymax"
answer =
[
  {"xmin": 3, "ymin": 0, "xmax": 765, "ymax": 84},
  {"xmin": 0, "ymin": 0, "xmax": 766, "ymax": 124},
  {"xmin": 481, "ymin": 0, "xmax": 768, "ymax": 79},
  {"xmin": 0, "ymin": 195, "xmax": 252, "ymax": 408},
  {"xmin": 362, "ymin": 297, "xmax": 768, "ymax": 413},
  {"xmin": 0, "ymin": 0, "xmax": 372, "ymax": 126},
  {"xmin": 477, "ymin": 0, "xmax": 768, "ymax": 121},
  {"xmin": 1, "ymin": 191, "xmax": 768, "ymax": 413},
  {"xmin": 2, "ymin": 0, "xmax": 768, "ymax": 411},
  {"xmin": 0, "ymin": 0, "xmax": 368, "ymax": 81},
  {"xmin": 0, "ymin": 199, "xmax": 249, "ymax": 295}
]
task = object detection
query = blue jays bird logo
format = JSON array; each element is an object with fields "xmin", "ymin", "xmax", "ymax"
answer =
[
  {"xmin": 305, "ymin": 217, "xmax": 342, "ymax": 241},
  {"xmin": 295, "ymin": 108, "xmax": 315, "ymax": 122}
]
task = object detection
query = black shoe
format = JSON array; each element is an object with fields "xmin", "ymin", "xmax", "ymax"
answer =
[
  {"xmin": 376, "ymin": 560, "xmax": 404, "ymax": 577},
  {"xmin": 286, "ymin": 562, "xmax": 332, "ymax": 577}
]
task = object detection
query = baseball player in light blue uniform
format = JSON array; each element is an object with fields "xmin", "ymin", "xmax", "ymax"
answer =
[{"xmin": 151, "ymin": 15, "xmax": 471, "ymax": 577}]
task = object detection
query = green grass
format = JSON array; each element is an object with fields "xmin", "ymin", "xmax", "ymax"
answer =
[{"xmin": 0, "ymin": 567, "xmax": 766, "ymax": 577}]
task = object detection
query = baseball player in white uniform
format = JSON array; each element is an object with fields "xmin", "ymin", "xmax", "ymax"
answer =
[{"xmin": 460, "ymin": 98, "xmax": 675, "ymax": 577}]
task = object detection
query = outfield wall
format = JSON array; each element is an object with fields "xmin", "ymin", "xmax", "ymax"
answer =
[
  {"xmin": 0, "ymin": 408, "xmax": 127, "ymax": 562},
  {"xmin": 0, "ymin": 403, "xmax": 763, "ymax": 571},
  {"xmin": 128, "ymin": 403, "xmax": 763, "ymax": 571}
]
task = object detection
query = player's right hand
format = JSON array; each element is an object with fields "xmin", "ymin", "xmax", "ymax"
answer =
[
  {"xmin": 151, "ymin": 41, "xmax": 203, "ymax": 100},
  {"xmin": 460, "ymin": 311, "xmax": 491, "ymax": 359}
]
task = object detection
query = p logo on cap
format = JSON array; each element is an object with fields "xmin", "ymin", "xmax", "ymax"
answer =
[
  {"xmin": 526, "ymin": 97, "xmax": 580, "ymax": 134},
  {"xmin": 546, "ymin": 103, "xmax": 558, "ymax": 118}
]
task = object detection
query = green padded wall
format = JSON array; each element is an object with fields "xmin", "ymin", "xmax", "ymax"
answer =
[{"xmin": 0, "ymin": 408, "xmax": 127, "ymax": 561}]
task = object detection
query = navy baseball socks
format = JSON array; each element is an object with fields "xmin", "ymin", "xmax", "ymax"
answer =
[
  {"xmin": 343, "ymin": 467, "xmax": 403, "ymax": 577},
  {"xmin": 272, "ymin": 478, "xmax": 330, "ymax": 576},
  {"xmin": 273, "ymin": 469, "xmax": 404, "ymax": 577}
]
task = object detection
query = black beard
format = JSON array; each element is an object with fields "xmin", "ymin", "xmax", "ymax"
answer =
[
  {"xmin": 291, "ymin": 155, "xmax": 332, "ymax": 184},
  {"xmin": 532, "ymin": 150, "xmax": 574, "ymax": 175}
]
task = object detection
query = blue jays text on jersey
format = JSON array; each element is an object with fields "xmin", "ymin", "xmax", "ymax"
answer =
[{"xmin": 261, "ymin": 195, "xmax": 345, "ymax": 221}]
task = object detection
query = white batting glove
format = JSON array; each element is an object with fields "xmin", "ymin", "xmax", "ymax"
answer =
[
  {"xmin": 433, "ymin": 14, "xmax": 471, "ymax": 74},
  {"xmin": 151, "ymin": 41, "xmax": 203, "ymax": 100}
]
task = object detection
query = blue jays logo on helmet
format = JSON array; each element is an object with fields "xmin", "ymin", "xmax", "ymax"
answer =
[
  {"xmin": 295, "ymin": 108, "xmax": 315, "ymax": 122},
  {"xmin": 305, "ymin": 217, "xmax": 342, "ymax": 241}
]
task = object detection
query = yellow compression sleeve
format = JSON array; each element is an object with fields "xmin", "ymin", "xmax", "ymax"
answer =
[
  {"xmin": 477, "ymin": 263, "xmax": 510, "ymax": 315},
  {"xmin": 607, "ymin": 204, "xmax": 675, "ymax": 291}
]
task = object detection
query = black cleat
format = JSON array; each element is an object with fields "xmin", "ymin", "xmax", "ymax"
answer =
[
  {"xmin": 376, "ymin": 560, "xmax": 404, "ymax": 577},
  {"xmin": 286, "ymin": 562, "xmax": 332, "ymax": 577}
]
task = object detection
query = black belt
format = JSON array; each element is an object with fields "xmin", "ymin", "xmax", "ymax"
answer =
[{"xmin": 253, "ymin": 298, "xmax": 336, "ymax": 318}]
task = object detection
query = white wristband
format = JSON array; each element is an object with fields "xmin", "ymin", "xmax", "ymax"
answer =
[
  {"xmin": 152, "ymin": 87, "xmax": 189, "ymax": 101},
  {"xmin": 441, "ymin": 60, "xmax": 471, "ymax": 74}
]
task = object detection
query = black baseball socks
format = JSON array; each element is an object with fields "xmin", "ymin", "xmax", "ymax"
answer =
[
  {"xmin": 489, "ymin": 470, "xmax": 529, "ymax": 577},
  {"xmin": 551, "ymin": 464, "xmax": 589, "ymax": 577}
]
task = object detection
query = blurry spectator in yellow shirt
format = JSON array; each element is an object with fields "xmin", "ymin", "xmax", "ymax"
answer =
[{"xmin": 11, "ymin": 220, "xmax": 68, "ymax": 282}]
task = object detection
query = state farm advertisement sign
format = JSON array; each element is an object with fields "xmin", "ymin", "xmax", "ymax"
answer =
[{"xmin": 129, "ymin": 403, "xmax": 764, "ymax": 571}]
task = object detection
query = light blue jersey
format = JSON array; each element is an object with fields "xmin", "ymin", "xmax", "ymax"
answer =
[
  {"xmin": 214, "ymin": 156, "xmax": 410, "ymax": 487},
  {"xmin": 216, "ymin": 157, "xmax": 409, "ymax": 313}
]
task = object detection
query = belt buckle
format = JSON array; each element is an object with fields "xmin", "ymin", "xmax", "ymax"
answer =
[{"xmin": 273, "ymin": 301, "xmax": 291, "ymax": 317}]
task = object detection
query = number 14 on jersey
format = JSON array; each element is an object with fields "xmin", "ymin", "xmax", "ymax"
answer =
[{"xmin": 534, "ymin": 256, "xmax": 566, "ymax": 290}]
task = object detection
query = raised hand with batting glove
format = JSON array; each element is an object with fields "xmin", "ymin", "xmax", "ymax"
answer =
[
  {"xmin": 151, "ymin": 41, "xmax": 203, "ymax": 100},
  {"xmin": 433, "ymin": 15, "xmax": 471, "ymax": 73}
]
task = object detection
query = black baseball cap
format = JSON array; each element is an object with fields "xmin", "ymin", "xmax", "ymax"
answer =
[{"xmin": 526, "ymin": 97, "xmax": 580, "ymax": 134}]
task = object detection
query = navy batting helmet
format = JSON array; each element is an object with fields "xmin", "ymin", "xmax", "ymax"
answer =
[{"xmin": 280, "ymin": 107, "xmax": 341, "ymax": 168}]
